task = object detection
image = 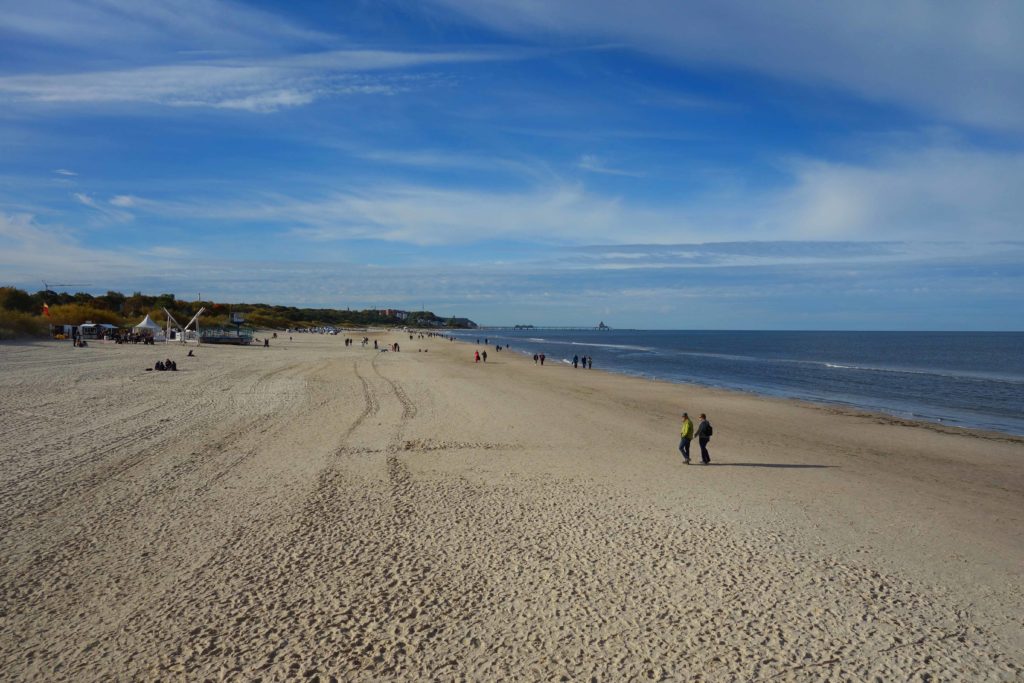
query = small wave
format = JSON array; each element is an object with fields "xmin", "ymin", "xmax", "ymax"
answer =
[
  {"xmin": 571, "ymin": 341, "xmax": 655, "ymax": 352},
  {"xmin": 671, "ymin": 350, "xmax": 761, "ymax": 362},
  {"xmin": 814, "ymin": 361, "xmax": 1024, "ymax": 385},
  {"xmin": 526, "ymin": 338, "xmax": 653, "ymax": 352}
]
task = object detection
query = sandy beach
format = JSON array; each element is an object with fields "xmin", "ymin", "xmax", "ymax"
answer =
[{"xmin": 1, "ymin": 332, "xmax": 1021, "ymax": 681}]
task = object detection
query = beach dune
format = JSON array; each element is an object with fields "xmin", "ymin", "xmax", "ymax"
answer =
[{"xmin": 0, "ymin": 334, "xmax": 1021, "ymax": 680}]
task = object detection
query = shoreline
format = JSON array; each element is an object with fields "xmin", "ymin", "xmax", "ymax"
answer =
[
  {"xmin": 451, "ymin": 331, "xmax": 1024, "ymax": 438},
  {"xmin": 447, "ymin": 335, "xmax": 1024, "ymax": 443}
]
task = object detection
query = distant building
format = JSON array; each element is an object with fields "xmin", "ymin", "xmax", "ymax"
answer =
[{"xmin": 378, "ymin": 309, "xmax": 409, "ymax": 320}]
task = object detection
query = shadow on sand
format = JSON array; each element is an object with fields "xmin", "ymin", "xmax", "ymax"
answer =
[{"xmin": 704, "ymin": 462, "xmax": 835, "ymax": 469}]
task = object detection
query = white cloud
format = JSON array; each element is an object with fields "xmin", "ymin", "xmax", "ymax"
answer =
[
  {"xmin": 72, "ymin": 192, "xmax": 98, "ymax": 208},
  {"xmin": 53, "ymin": 168, "xmax": 77, "ymax": 176},
  {"xmin": 770, "ymin": 145, "xmax": 1024, "ymax": 240},
  {"xmin": 147, "ymin": 246, "xmax": 188, "ymax": 257},
  {"xmin": 72, "ymin": 192, "xmax": 133, "ymax": 222},
  {"xmin": 349, "ymin": 147, "xmax": 556, "ymax": 184},
  {"xmin": 432, "ymin": 0, "xmax": 1024, "ymax": 131},
  {"xmin": 577, "ymin": 154, "xmax": 644, "ymax": 177},
  {"xmin": 195, "ymin": 183, "xmax": 659, "ymax": 245},
  {"xmin": 91, "ymin": 141, "xmax": 1024, "ymax": 245},
  {"xmin": 0, "ymin": 49, "xmax": 515, "ymax": 112},
  {"xmin": 0, "ymin": 212, "xmax": 130, "ymax": 276},
  {"xmin": 109, "ymin": 195, "xmax": 138, "ymax": 207},
  {"xmin": 1, "ymin": 0, "xmax": 328, "ymax": 55}
]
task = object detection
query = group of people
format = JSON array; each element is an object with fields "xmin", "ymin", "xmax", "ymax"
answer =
[
  {"xmin": 112, "ymin": 331, "xmax": 156, "ymax": 345},
  {"xmin": 532, "ymin": 353, "xmax": 546, "ymax": 365},
  {"xmin": 678, "ymin": 412, "xmax": 713, "ymax": 465},
  {"xmin": 153, "ymin": 358, "xmax": 178, "ymax": 372},
  {"xmin": 572, "ymin": 354, "xmax": 593, "ymax": 369}
]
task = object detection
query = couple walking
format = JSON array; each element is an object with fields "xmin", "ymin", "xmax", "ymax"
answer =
[{"xmin": 678, "ymin": 412, "xmax": 712, "ymax": 465}]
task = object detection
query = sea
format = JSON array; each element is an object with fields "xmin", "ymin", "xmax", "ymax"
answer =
[{"xmin": 452, "ymin": 330, "xmax": 1024, "ymax": 436}]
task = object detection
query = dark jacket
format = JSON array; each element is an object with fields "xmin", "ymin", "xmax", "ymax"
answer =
[{"xmin": 695, "ymin": 419, "xmax": 711, "ymax": 439}]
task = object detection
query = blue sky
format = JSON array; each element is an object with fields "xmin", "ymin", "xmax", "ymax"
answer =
[{"xmin": 1, "ymin": 0, "xmax": 1022, "ymax": 329}]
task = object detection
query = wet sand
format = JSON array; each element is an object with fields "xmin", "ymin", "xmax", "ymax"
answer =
[{"xmin": 1, "ymin": 333, "xmax": 1021, "ymax": 680}]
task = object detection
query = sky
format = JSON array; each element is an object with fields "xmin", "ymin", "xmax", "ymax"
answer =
[{"xmin": 0, "ymin": 0, "xmax": 1022, "ymax": 329}]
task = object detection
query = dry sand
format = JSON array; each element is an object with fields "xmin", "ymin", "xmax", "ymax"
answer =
[{"xmin": 1, "ymin": 332, "xmax": 1022, "ymax": 681}]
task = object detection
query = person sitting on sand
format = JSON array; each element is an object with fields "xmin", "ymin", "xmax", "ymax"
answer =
[
  {"xmin": 187, "ymin": 349, "xmax": 194, "ymax": 357},
  {"xmin": 155, "ymin": 360, "xmax": 165, "ymax": 371}
]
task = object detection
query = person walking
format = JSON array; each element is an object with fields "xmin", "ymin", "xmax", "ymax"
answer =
[
  {"xmin": 572, "ymin": 354, "xmax": 579, "ymax": 368},
  {"xmin": 678, "ymin": 412, "xmax": 694, "ymax": 464},
  {"xmin": 540, "ymin": 353, "xmax": 545, "ymax": 365},
  {"xmin": 482, "ymin": 350, "xmax": 488, "ymax": 362},
  {"xmin": 533, "ymin": 353, "xmax": 539, "ymax": 364},
  {"xmin": 475, "ymin": 350, "xmax": 480, "ymax": 363},
  {"xmin": 695, "ymin": 413, "xmax": 713, "ymax": 464}
]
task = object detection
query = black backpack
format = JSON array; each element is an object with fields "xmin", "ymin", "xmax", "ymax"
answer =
[{"xmin": 706, "ymin": 422, "xmax": 713, "ymax": 437}]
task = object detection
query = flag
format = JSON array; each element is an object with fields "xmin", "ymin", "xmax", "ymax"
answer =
[{"xmin": 42, "ymin": 303, "xmax": 50, "ymax": 317}]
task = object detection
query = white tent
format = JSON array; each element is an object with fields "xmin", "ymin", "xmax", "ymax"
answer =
[{"xmin": 134, "ymin": 314, "xmax": 165, "ymax": 340}]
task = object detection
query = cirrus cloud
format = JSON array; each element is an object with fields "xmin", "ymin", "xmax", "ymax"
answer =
[
  {"xmin": 431, "ymin": 0, "xmax": 1024, "ymax": 131},
  {"xmin": 0, "ymin": 49, "xmax": 515, "ymax": 112}
]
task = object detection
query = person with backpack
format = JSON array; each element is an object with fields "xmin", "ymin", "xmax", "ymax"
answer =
[
  {"xmin": 678, "ymin": 412, "xmax": 694, "ymax": 464},
  {"xmin": 695, "ymin": 413, "xmax": 713, "ymax": 464}
]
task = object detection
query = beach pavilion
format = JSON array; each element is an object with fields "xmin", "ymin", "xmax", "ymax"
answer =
[{"xmin": 133, "ymin": 314, "xmax": 166, "ymax": 341}]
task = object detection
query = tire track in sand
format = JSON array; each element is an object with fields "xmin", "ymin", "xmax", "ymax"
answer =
[
  {"xmin": 372, "ymin": 354, "xmax": 419, "ymax": 523},
  {"xmin": 342, "ymin": 359, "xmax": 380, "ymax": 441}
]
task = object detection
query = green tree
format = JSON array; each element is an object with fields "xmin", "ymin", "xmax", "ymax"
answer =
[
  {"xmin": 0, "ymin": 287, "xmax": 37, "ymax": 313},
  {"xmin": 97, "ymin": 290, "xmax": 127, "ymax": 312}
]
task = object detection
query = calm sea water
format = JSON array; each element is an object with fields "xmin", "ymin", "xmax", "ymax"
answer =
[{"xmin": 454, "ymin": 330, "xmax": 1024, "ymax": 436}]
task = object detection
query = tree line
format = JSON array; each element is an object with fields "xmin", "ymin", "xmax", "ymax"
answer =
[{"xmin": 0, "ymin": 287, "xmax": 474, "ymax": 339}]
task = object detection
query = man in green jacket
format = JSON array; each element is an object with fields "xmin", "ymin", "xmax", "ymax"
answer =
[{"xmin": 678, "ymin": 412, "xmax": 694, "ymax": 464}]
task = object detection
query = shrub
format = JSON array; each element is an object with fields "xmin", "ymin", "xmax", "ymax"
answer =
[
  {"xmin": 0, "ymin": 310, "xmax": 49, "ymax": 339},
  {"xmin": 46, "ymin": 304, "xmax": 124, "ymax": 326}
]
